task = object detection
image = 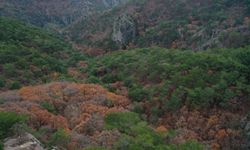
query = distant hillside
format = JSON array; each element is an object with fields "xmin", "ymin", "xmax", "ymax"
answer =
[
  {"xmin": 67, "ymin": 0, "xmax": 250, "ymax": 53},
  {"xmin": 0, "ymin": 0, "xmax": 129, "ymax": 28},
  {"xmin": 0, "ymin": 17, "xmax": 87, "ymax": 90}
]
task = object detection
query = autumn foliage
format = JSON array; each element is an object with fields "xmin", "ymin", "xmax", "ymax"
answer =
[{"xmin": 0, "ymin": 82, "xmax": 130, "ymax": 149}]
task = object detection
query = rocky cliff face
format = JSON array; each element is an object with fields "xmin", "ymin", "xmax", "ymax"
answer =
[
  {"xmin": 4, "ymin": 133, "xmax": 45, "ymax": 150},
  {"xmin": 0, "ymin": 0, "xmax": 129, "ymax": 28},
  {"xmin": 112, "ymin": 14, "xmax": 137, "ymax": 48}
]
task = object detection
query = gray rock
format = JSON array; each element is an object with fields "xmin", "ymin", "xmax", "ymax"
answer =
[
  {"xmin": 112, "ymin": 14, "xmax": 137, "ymax": 48},
  {"xmin": 4, "ymin": 133, "xmax": 45, "ymax": 150}
]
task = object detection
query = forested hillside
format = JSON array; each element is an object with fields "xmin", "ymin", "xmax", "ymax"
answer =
[
  {"xmin": 0, "ymin": 0, "xmax": 250, "ymax": 150},
  {"xmin": 0, "ymin": 0, "xmax": 129, "ymax": 28},
  {"xmin": 84, "ymin": 47, "xmax": 250, "ymax": 149},
  {"xmin": 67, "ymin": 0, "xmax": 250, "ymax": 53},
  {"xmin": 0, "ymin": 17, "xmax": 87, "ymax": 90}
]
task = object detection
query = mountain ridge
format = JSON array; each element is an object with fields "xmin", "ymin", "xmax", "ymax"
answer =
[
  {"xmin": 0, "ymin": 0, "xmax": 129, "ymax": 28},
  {"xmin": 66, "ymin": 0, "xmax": 250, "ymax": 53}
]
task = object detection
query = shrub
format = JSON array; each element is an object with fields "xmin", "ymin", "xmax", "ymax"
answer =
[
  {"xmin": 221, "ymin": 31, "xmax": 245, "ymax": 48},
  {"xmin": 114, "ymin": 121, "xmax": 168, "ymax": 150},
  {"xmin": 105, "ymin": 112, "xmax": 141, "ymax": 133},
  {"xmin": 0, "ymin": 76, "xmax": 5, "ymax": 88},
  {"xmin": 48, "ymin": 129, "xmax": 70, "ymax": 148},
  {"xmin": 106, "ymin": 112, "xmax": 204, "ymax": 150},
  {"xmin": 0, "ymin": 112, "xmax": 27, "ymax": 139},
  {"xmin": 128, "ymin": 86, "xmax": 149, "ymax": 102},
  {"xmin": 103, "ymin": 99, "xmax": 114, "ymax": 108},
  {"xmin": 85, "ymin": 147, "xmax": 108, "ymax": 150},
  {"xmin": 133, "ymin": 103, "xmax": 144, "ymax": 114},
  {"xmin": 176, "ymin": 140, "xmax": 204, "ymax": 150},
  {"xmin": 102, "ymin": 74, "xmax": 121, "ymax": 83},
  {"xmin": 0, "ymin": 141, "xmax": 3, "ymax": 150},
  {"xmin": 236, "ymin": 50, "xmax": 250, "ymax": 76},
  {"xmin": 165, "ymin": 93, "xmax": 182, "ymax": 111},
  {"xmin": 87, "ymin": 76, "xmax": 101, "ymax": 84},
  {"xmin": 9, "ymin": 81, "xmax": 21, "ymax": 90},
  {"xmin": 187, "ymin": 87, "xmax": 216, "ymax": 108},
  {"xmin": 150, "ymin": 106, "xmax": 161, "ymax": 121},
  {"xmin": 16, "ymin": 58, "xmax": 28, "ymax": 69},
  {"xmin": 112, "ymin": 117, "xmax": 165, "ymax": 150},
  {"xmin": 3, "ymin": 64, "xmax": 16, "ymax": 77},
  {"xmin": 40, "ymin": 101, "xmax": 57, "ymax": 114},
  {"xmin": 123, "ymin": 77, "xmax": 135, "ymax": 88}
]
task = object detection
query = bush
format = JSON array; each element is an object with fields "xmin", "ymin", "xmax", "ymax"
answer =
[
  {"xmin": 107, "ymin": 112, "xmax": 166, "ymax": 150},
  {"xmin": 123, "ymin": 77, "xmax": 135, "ymax": 88},
  {"xmin": 40, "ymin": 101, "xmax": 57, "ymax": 114},
  {"xmin": 106, "ymin": 112, "xmax": 204, "ymax": 150},
  {"xmin": 102, "ymin": 74, "xmax": 121, "ymax": 83},
  {"xmin": 103, "ymin": 99, "xmax": 114, "ymax": 108},
  {"xmin": 0, "ymin": 141, "xmax": 3, "ymax": 150},
  {"xmin": 176, "ymin": 140, "xmax": 204, "ymax": 150},
  {"xmin": 105, "ymin": 112, "xmax": 141, "ymax": 133},
  {"xmin": 9, "ymin": 81, "xmax": 21, "ymax": 90},
  {"xmin": 3, "ymin": 64, "xmax": 16, "ymax": 77},
  {"xmin": 220, "ymin": 31, "xmax": 246, "ymax": 48},
  {"xmin": 165, "ymin": 89, "xmax": 183, "ymax": 111},
  {"xmin": 187, "ymin": 87, "xmax": 216, "ymax": 108},
  {"xmin": 236, "ymin": 49, "xmax": 250, "ymax": 76},
  {"xmin": 133, "ymin": 103, "xmax": 144, "ymax": 114},
  {"xmin": 85, "ymin": 147, "xmax": 108, "ymax": 150},
  {"xmin": 87, "ymin": 76, "xmax": 101, "ymax": 84},
  {"xmin": 0, "ymin": 76, "xmax": 5, "ymax": 88},
  {"xmin": 48, "ymin": 129, "xmax": 70, "ymax": 148},
  {"xmin": 128, "ymin": 86, "xmax": 149, "ymax": 102},
  {"xmin": 0, "ymin": 112, "xmax": 27, "ymax": 139}
]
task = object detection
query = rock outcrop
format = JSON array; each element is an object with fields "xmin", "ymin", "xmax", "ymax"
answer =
[
  {"xmin": 4, "ymin": 133, "xmax": 44, "ymax": 150},
  {"xmin": 112, "ymin": 14, "xmax": 137, "ymax": 48}
]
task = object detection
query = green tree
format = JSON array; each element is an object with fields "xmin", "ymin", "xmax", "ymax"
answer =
[
  {"xmin": 3, "ymin": 64, "xmax": 16, "ymax": 77},
  {"xmin": 0, "ymin": 76, "xmax": 5, "ymax": 88},
  {"xmin": 105, "ymin": 112, "xmax": 141, "ymax": 133},
  {"xmin": 48, "ymin": 129, "xmax": 70, "ymax": 148},
  {"xmin": 9, "ymin": 81, "xmax": 21, "ymax": 90},
  {"xmin": 0, "ymin": 141, "xmax": 3, "ymax": 150},
  {"xmin": 128, "ymin": 86, "xmax": 149, "ymax": 102},
  {"xmin": 40, "ymin": 102, "xmax": 57, "ymax": 114},
  {"xmin": 0, "ymin": 112, "xmax": 27, "ymax": 139}
]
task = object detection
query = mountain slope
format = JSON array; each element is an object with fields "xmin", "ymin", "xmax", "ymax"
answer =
[
  {"xmin": 87, "ymin": 47, "xmax": 250, "ymax": 110},
  {"xmin": 0, "ymin": 0, "xmax": 129, "ymax": 28},
  {"xmin": 1, "ymin": 1, "xmax": 250, "ymax": 149},
  {"xmin": 85, "ymin": 47, "xmax": 250, "ymax": 149},
  {"xmin": 67, "ymin": 0, "xmax": 250, "ymax": 53},
  {"xmin": 0, "ymin": 17, "xmax": 87, "ymax": 90},
  {"xmin": 0, "ymin": 82, "xmax": 204, "ymax": 150}
]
